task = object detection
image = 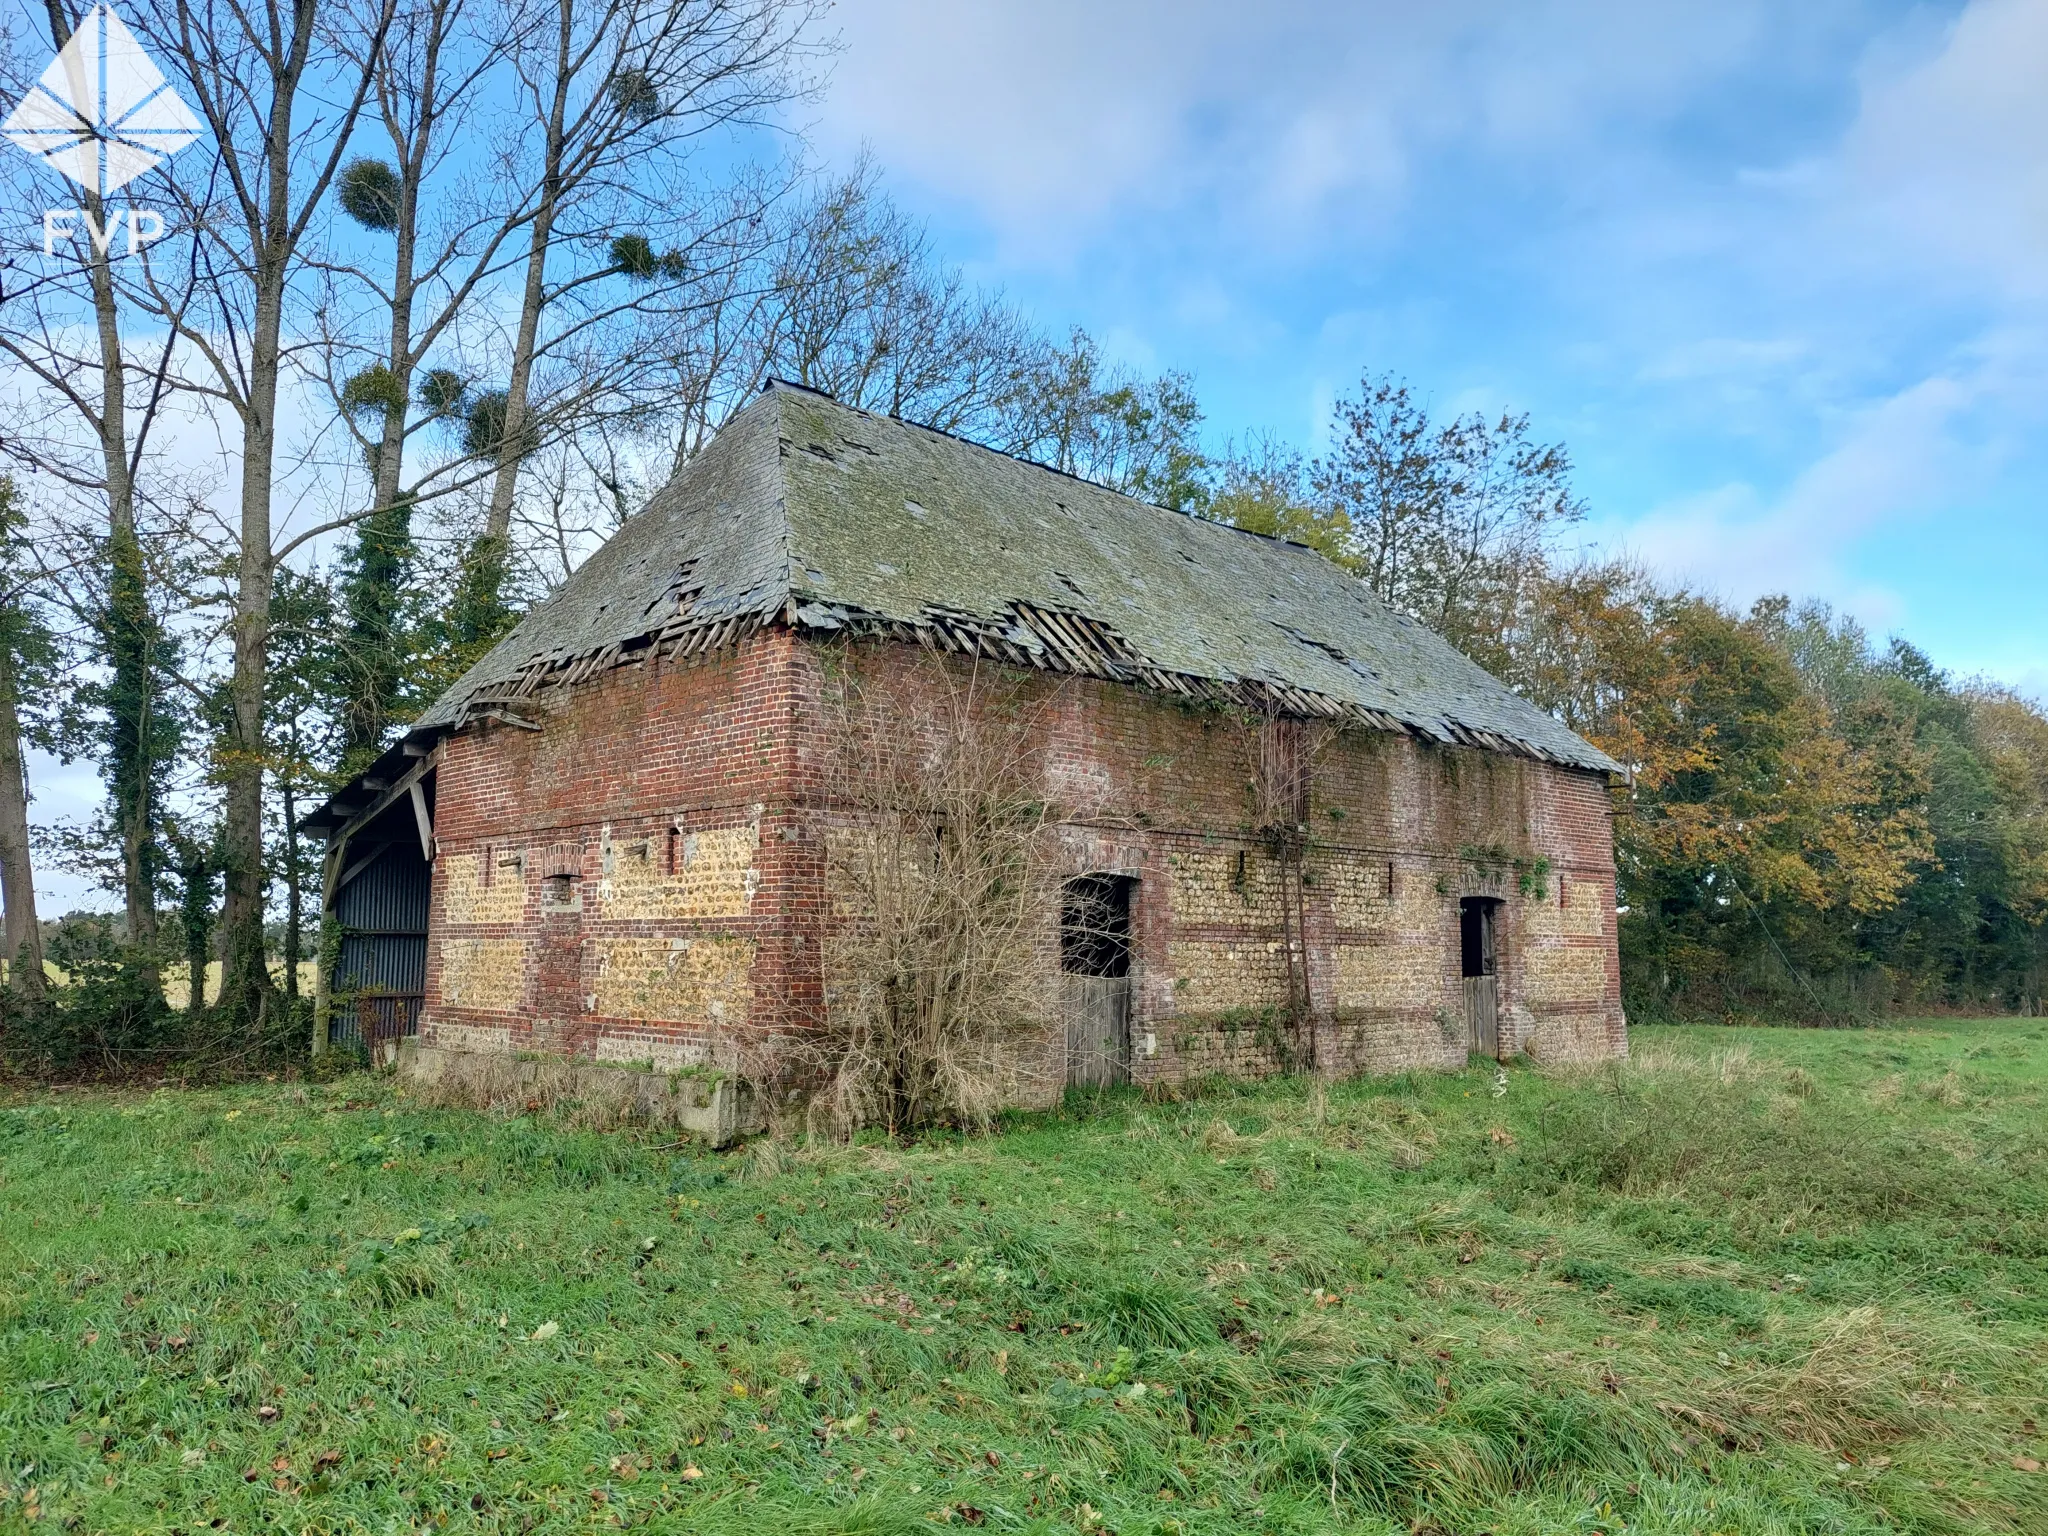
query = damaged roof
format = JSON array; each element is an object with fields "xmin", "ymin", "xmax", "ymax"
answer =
[{"xmin": 409, "ymin": 380, "xmax": 1618, "ymax": 775}]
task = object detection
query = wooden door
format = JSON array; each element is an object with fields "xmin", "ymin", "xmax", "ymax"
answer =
[
  {"xmin": 1065, "ymin": 975, "xmax": 1131, "ymax": 1087},
  {"xmin": 1459, "ymin": 896, "xmax": 1501, "ymax": 1059},
  {"xmin": 1061, "ymin": 873, "xmax": 1134, "ymax": 1088},
  {"xmin": 1464, "ymin": 975, "xmax": 1499, "ymax": 1058}
]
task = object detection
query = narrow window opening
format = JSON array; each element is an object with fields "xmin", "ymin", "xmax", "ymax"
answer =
[
  {"xmin": 1061, "ymin": 875, "xmax": 1133, "ymax": 978},
  {"xmin": 1459, "ymin": 897, "xmax": 1499, "ymax": 979}
]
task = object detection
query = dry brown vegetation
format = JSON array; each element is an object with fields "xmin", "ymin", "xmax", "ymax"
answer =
[{"xmin": 800, "ymin": 654, "xmax": 1072, "ymax": 1136}]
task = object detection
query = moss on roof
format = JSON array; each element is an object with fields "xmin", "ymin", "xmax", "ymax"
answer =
[{"xmin": 414, "ymin": 382, "xmax": 1618, "ymax": 775}]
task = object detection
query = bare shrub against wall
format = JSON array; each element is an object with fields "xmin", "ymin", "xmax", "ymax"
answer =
[
  {"xmin": 805, "ymin": 652, "xmax": 1067, "ymax": 1135},
  {"xmin": 1237, "ymin": 706, "xmax": 1336, "ymax": 1069}
]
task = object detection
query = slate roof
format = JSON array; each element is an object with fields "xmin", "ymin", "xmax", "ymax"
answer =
[{"xmin": 410, "ymin": 380, "xmax": 1618, "ymax": 775}]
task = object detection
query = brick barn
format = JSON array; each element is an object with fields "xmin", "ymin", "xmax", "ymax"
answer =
[{"xmin": 305, "ymin": 380, "xmax": 1626, "ymax": 1112}]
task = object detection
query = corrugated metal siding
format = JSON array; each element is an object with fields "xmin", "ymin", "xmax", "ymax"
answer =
[
  {"xmin": 335, "ymin": 847, "xmax": 430, "ymax": 932},
  {"xmin": 328, "ymin": 994, "xmax": 424, "ymax": 1050},
  {"xmin": 335, "ymin": 934, "xmax": 427, "ymax": 994},
  {"xmin": 328, "ymin": 844, "xmax": 431, "ymax": 1049}
]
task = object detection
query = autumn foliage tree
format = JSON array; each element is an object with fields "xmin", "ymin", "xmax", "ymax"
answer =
[{"xmin": 1206, "ymin": 376, "xmax": 2046, "ymax": 1021}]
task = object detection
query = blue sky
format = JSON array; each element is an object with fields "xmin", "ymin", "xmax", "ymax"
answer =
[
  {"xmin": 804, "ymin": 0, "xmax": 2048, "ymax": 698},
  {"xmin": 18, "ymin": 0, "xmax": 2048, "ymax": 913}
]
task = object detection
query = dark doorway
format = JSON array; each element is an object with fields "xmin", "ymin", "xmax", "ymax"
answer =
[
  {"xmin": 1459, "ymin": 896, "xmax": 1501, "ymax": 1059},
  {"xmin": 324, "ymin": 770, "xmax": 435, "ymax": 1058},
  {"xmin": 330, "ymin": 838, "xmax": 430, "ymax": 1055},
  {"xmin": 1061, "ymin": 875, "xmax": 1133, "ymax": 1087}
]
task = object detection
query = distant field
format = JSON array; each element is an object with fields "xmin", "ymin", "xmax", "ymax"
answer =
[
  {"xmin": 158, "ymin": 960, "xmax": 320, "ymax": 1010},
  {"xmin": 2, "ymin": 1020, "xmax": 2044, "ymax": 1533},
  {"xmin": 0, "ymin": 959, "xmax": 320, "ymax": 1009}
]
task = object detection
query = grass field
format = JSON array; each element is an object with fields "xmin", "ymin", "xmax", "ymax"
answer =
[
  {"xmin": 0, "ymin": 959, "xmax": 319, "ymax": 1010},
  {"xmin": 2, "ymin": 1021, "xmax": 2045, "ymax": 1534}
]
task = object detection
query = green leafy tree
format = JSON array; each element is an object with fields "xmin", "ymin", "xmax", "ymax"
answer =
[
  {"xmin": 162, "ymin": 815, "xmax": 218, "ymax": 1013},
  {"xmin": 0, "ymin": 481, "xmax": 63, "ymax": 997},
  {"xmin": 1205, "ymin": 437, "xmax": 1356, "ymax": 566},
  {"xmin": 270, "ymin": 570, "xmax": 341, "ymax": 1008}
]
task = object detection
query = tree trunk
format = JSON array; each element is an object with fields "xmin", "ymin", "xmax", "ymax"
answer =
[
  {"xmin": 282, "ymin": 772, "xmax": 300, "ymax": 1001},
  {"xmin": 177, "ymin": 841, "xmax": 211, "ymax": 1011},
  {"xmin": 480, "ymin": 0, "xmax": 572, "ymax": 552},
  {"xmin": 46, "ymin": 1, "xmax": 163, "ymax": 984},
  {"xmin": 153, "ymin": 0, "xmax": 393, "ymax": 1035},
  {"xmin": 0, "ymin": 630, "xmax": 45, "ymax": 999},
  {"xmin": 218, "ymin": 234, "xmax": 289, "ymax": 1032},
  {"xmin": 336, "ymin": 75, "xmax": 430, "ymax": 770},
  {"xmin": 370, "ymin": 83, "xmax": 421, "ymax": 523}
]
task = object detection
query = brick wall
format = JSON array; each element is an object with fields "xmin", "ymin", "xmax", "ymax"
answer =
[
  {"xmin": 419, "ymin": 628, "xmax": 1625, "ymax": 1091},
  {"xmin": 421, "ymin": 630, "xmax": 819, "ymax": 1074}
]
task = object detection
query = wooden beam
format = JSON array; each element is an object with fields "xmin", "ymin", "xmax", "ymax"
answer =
[
  {"xmin": 335, "ymin": 842, "xmax": 390, "ymax": 893},
  {"xmin": 333, "ymin": 748, "xmax": 438, "ymax": 848},
  {"xmin": 409, "ymin": 779, "xmax": 434, "ymax": 863},
  {"xmin": 320, "ymin": 831, "xmax": 347, "ymax": 900},
  {"xmin": 471, "ymin": 706, "xmax": 542, "ymax": 732}
]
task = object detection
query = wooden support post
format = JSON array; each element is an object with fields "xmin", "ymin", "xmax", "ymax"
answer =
[
  {"xmin": 409, "ymin": 780, "xmax": 434, "ymax": 863},
  {"xmin": 311, "ymin": 831, "xmax": 343, "ymax": 1056}
]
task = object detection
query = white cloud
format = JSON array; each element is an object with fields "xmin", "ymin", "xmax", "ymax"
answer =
[
  {"xmin": 1602, "ymin": 369, "xmax": 1984, "ymax": 612},
  {"xmin": 1558, "ymin": 0, "xmax": 2048, "ymax": 644},
  {"xmin": 1637, "ymin": 337, "xmax": 1813, "ymax": 386},
  {"xmin": 1835, "ymin": 0, "xmax": 2048, "ymax": 301},
  {"xmin": 812, "ymin": 0, "xmax": 1782, "ymax": 260}
]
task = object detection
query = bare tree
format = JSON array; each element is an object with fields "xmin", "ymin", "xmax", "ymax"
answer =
[
  {"xmin": 616, "ymin": 162, "xmax": 1050, "ymax": 484},
  {"xmin": 325, "ymin": 0, "xmax": 512, "ymax": 521},
  {"xmin": 759, "ymin": 163, "xmax": 1047, "ymax": 441},
  {"xmin": 1310, "ymin": 372, "xmax": 1583, "ymax": 663},
  {"xmin": 1310, "ymin": 374, "xmax": 1439, "ymax": 606},
  {"xmin": 503, "ymin": 169, "xmax": 1213, "ymax": 593},
  {"xmin": 1424, "ymin": 407, "xmax": 1585, "ymax": 667},
  {"xmin": 310, "ymin": 0, "xmax": 523, "ymax": 760},
  {"xmin": 130, "ymin": 0, "xmax": 396, "ymax": 1026},
  {"xmin": 806, "ymin": 654, "xmax": 1065, "ymax": 1136},
  {"xmin": 470, "ymin": 0, "xmax": 820, "ymax": 618}
]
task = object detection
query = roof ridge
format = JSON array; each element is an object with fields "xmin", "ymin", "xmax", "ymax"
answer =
[
  {"xmin": 386, "ymin": 379, "xmax": 1618, "ymax": 780},
  {"xmin": 763, "ymin": 378, "xmax": 1328, "ymax": 557}
]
